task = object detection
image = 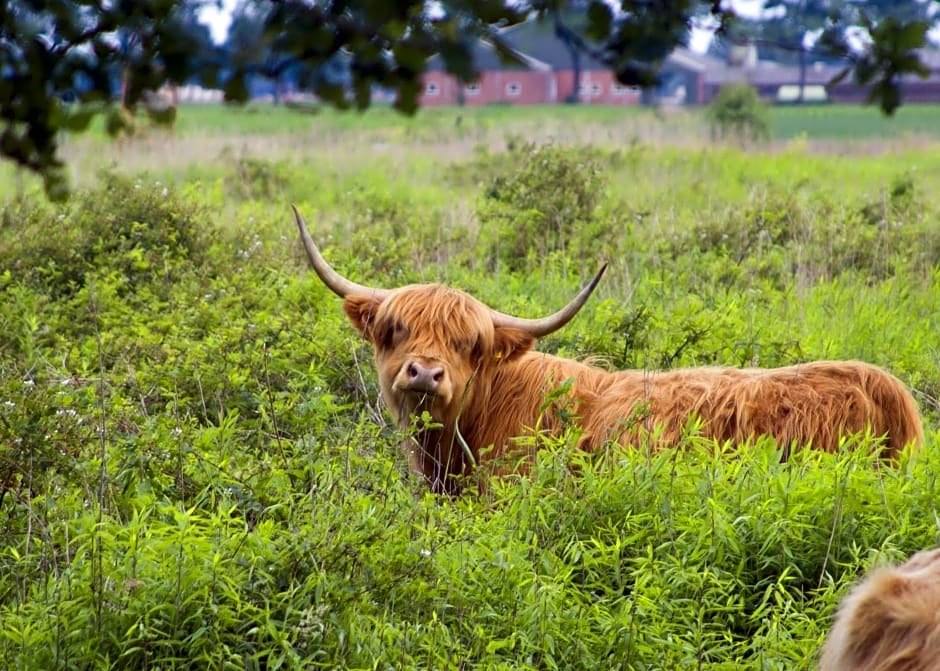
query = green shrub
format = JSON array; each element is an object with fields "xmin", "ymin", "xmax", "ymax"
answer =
[
  {"xmin": 225, "ymin": 156, "xmax": 295, "ymax": 201},
  {"xmin": 707, "ymin": 84, "xmax": 771, "ymax": 144},
  {"xmin": 663, "ymin": 178, "xmax": 940, "ymax": 288},
  {"xmin": 459, "ymin": 142, "xmax": 612, "ymax": 272},
  {"xmin": 0, "ymin": 174, "xmax": 213, "ymax": 298}
]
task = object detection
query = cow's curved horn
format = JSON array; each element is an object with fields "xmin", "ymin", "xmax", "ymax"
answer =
[
  {"xmin": 490, "ymin": 264, "xmax": 607, "ymax": 337},
  {"xmin": 293, "ymin": 205, "xmax": 391, "ymax": 299}
]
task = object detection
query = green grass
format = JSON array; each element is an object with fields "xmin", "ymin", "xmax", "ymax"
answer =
[
  {"xmin": 3, "ymin": 102, "xmax": 939, "ymax": 202},
  {"xmin": 170, "ymin": 100, "xmax": 939, "ymax": 142},
  {"xmin": 162, "ymin": 101, "xmax": 940, "ymax": 141},
  {"xmin": 770, "ymin": 103, "xmax": 940, "ymax": 140},
  {"xmin": 0, "ymin": 104, "xmax": 939, "ymax": 669}
]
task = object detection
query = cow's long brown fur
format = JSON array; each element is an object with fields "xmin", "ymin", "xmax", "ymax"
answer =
[
  {"xmin": 819, "ymin": 547, "xmax": 940, "ymax": 671},
  {"xmin": 337, "ymin": 282, "xmax": 922, "ymax": 493}
]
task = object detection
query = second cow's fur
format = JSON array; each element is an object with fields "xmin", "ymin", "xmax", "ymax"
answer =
[{"xmin": 819, "ymin": 547, "xmax": 940, "ymax": 671}]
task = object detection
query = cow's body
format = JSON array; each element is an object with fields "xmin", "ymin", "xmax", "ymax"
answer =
[
  {"xmin": 819, "ymin": 547, "xmax": 940, "ymax": 671},
  {"xmin": 464, "ymin": 354, "xmax": 921, "ymax": 460},
  {"xmin": 293, "ymin": 207, "xmax": 923, "ymax": 493}
]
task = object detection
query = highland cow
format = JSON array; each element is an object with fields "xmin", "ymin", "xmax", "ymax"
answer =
[
  {"xmin": 819, "ymin": 547, "xmax": 940, "ymax": 671},
  {"xmin": 293, "ymin": 206, "xmax": 923, "ymax": 493}
]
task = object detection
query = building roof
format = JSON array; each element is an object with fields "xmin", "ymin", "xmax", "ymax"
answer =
[
  {"xmin": 497, "ymin": 18, "xmax": 608, "ymax": 71},
  {"xmin": 705, "ymin": 60, "xmax": 845, "ymax": 87},
  {"xmin": 665, "ymin": 47, "xmax": 718, "ymax": 73},
  {"xmin": 705, "ymin": 48, "xmax": 940, "ymax": 89},
  {"xmin": 917, "ymin": 48, "xmax": 940, "ymax": 70},
  {"xmin": 663, "ymin": 47, "xmax": 723, "ymax": 74},
  {"xmin": 427, "ymin": 17, "xmax": 718, "ymax": 76},
  {"xmin": 425, "ymin": 19, "xmax": 940, "ymax": 88},
  {"xmin": 425, "ymin": 32, "xmax": 552, "ymax": 73}
]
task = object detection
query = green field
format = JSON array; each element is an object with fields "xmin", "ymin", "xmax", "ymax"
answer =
[
  {"xmin": 2, "ymin": 102, "xmax": 938, "ymax": 201},
  {"xmin": 1, "ymin": 103, "xmax": 939, "ymax": 669},
  {"xmin": 93, "ymin": 102, "xmax": 940, "ymax": 140},
  {"xmin": 770, "ymin": 102, "xmax": 940, "ymax": 140}
]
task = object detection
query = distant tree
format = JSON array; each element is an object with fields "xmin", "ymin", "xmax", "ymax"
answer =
[
  {"xmin": 164, "ymin": 1, "xmax": 215, "ymax": 107},
  {"xmin": 548, "ymin": 1, "xmax": 592, "ymax": 103},
  {"xmin": 555, "ymin": 16, "xmax": 585, "ymax": 103},
  {"xmin": 117, "ymin": 2, "xmax": 212, "ymax": 112},
  {"xmin": 226, "ymin": 0, "xmax": 282, "ymax": 102},
  {"xmin": 846, "ymin": 0, "xmax": 938, "ymax": 25},
  {"xmin": 225, "ymin": 1, "xmax": 343, "ymax": 104},
  {"xmin": 757, "ymin": 0, "xmax": 833, "ymax": 103},
  {"xmin": 1, "ymin": 0, "xmax": 937, "ymax": 199},
  {"xmin": 725, "ymin": 0, "xmax": 938, "ymax": 106}
]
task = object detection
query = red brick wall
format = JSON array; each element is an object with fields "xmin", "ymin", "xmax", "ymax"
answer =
[
  {"xmin": 554, "ymin": 70, "xmax": 641, "ymax": 105},
  {"xmin": 471, "ymin": 71, "xmax": 555, "ymax": 105},
  {"xmin": 418, "ymin": 69, "xmax": 640, "ymax": 107},
  {"xmin": 419, "ymin": 71, "xmax": 461, "ymax": 106},
  {"xmin": 420, "ymin": 70, "xmax": 554, "ymax": 106},
  {"xmin": 421, "ymin": 67, "xmax": 940, "ymax": 109}
]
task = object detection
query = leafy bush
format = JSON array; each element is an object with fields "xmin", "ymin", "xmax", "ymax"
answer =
[
  {"xmin": 226, "ymin": 156, "xmax": 295, "ymax": 201},
  {"xmin": 4, "ymin": 434, "xmax": 938, "ymax": 670},
  {"xmin": 462, "ymin": 142, "xmax": 613, "ymax": 272},
  {"xmin": 0, "ymin": 174, "xmax": 213, "ymax": 298},
  {"xmin": 707, "ymin": 84, "xmax": 771, "ymax": 144},
  {"xmin": 663, "ymin": 177, "xmax": 940, "ymax": 288}
]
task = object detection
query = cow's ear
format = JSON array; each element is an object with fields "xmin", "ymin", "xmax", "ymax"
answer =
[
  {"xmin": 493, "ymin": 326, "xmax": 535, "ymax": 362},
  {"xmin": 342, "ymin": 295, "xmax": 382, "ymax": 340}
]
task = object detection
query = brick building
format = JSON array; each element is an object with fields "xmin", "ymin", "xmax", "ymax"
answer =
[
  {"xmin": 419, "ymin": 20, "xmax": 645, "ymax": 107},
  {"xmin": 419, "ymin": 19, "xmax": 940, "ymax": 108}
]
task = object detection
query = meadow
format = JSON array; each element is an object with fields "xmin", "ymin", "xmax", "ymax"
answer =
[{"xmin": 1, "ymin": 102, "xmax": 939, "ymax": 669}]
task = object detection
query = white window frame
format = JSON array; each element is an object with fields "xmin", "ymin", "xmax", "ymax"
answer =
[
  {"xmin": 425, "ymin": 82, "xmax": 440, "ymax": 96},
  {"xmin": 505, "ymin": 82, "xmax": 522, "ymax": 97},
  {"xmin": 465, "ymin": 83, "xmax": 481, "ymax": 96}
]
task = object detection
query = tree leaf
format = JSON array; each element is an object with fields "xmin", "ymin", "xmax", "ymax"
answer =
[{"xmin": 585, "ymin": 1, "xmax": 613, "ymax": 42}]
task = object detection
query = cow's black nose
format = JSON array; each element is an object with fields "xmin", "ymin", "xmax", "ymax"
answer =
[{"xmin": 404, "ymin": 361, "xmax": 444, "ymax": 392}]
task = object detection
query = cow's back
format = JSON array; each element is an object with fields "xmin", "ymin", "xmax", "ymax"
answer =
[{"xmin": 577, "ymin": 361, "xmax": 922, "ymax": 457}]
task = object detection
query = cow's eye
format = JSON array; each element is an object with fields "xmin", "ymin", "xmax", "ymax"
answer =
[
  {"xmin": 376, "ymin": 322, "xmax": 396, "ymax": 349},
  {"xmin": 470, "ymin": 337, "xmax": 485, "ymax": 362},
  {"xmin": 377, "ymin": 321, "xmax": 408, "ymax": 349}
]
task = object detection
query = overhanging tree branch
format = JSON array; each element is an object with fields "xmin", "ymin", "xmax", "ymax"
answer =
[{"xmin": 0, "ymin": 0, "xmax": 936, "ymax": 199}]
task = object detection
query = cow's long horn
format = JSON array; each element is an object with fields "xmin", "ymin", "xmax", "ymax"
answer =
[
  {"xmin": 490, "ymin": 264, "xmax": 607, "ymax": 337},
  {"xmin": 292, "ymin": 204, "xmax": 391, "ymax": 299}
]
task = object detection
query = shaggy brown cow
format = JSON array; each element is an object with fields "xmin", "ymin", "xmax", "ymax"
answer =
[
  {"xmin": 294, "ymin": 207, "xmax": 923, "ymax": 493},
  {"xmin": 819, "ymin": 547, "xmax": 940, "ymax": 671}
]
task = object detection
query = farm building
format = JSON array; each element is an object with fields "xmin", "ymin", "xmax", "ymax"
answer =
[
  {"xmin": 828, "ymin": 48, "xmax": 940, "ymax": 104},
  {"xmin": 420, "ymin": 40, "xmax": 559, "ymax": 107},
  {"xmin": 419, "ymin": 20, "xmax": 645, "ymax": 107},
  {"xmin": 419, "ymin": 19, "xmax": 940, "ymax": 108},
  {"xmin": 703, "ymin": 44, "xmax": 940, "ymax": 105},
  {"xmin": 702, "ymin": 48, "xmax": 843, "ymax": 104}
]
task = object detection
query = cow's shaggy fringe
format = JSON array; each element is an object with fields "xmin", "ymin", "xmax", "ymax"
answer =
[{"xmin": 819, "ymin": 547, "xmax": 940, "ymax": 671}]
